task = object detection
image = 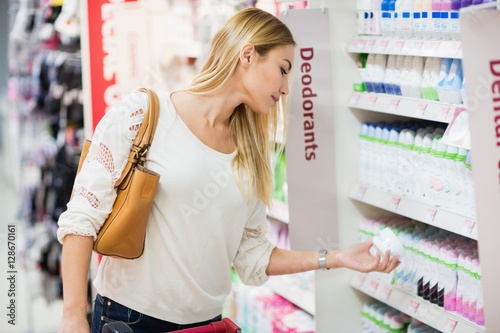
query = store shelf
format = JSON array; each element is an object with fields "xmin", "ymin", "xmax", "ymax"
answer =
[
  {"xmin": 348, "ymin": 92, "xmax": 463, "ymax": 124},
  {"xmin": 349, "ymin": 184, "xmax": 478, "ymax": 240},
  {"xmin": 266, "ymin": 275, "xmax": 315, "ymax": 316},
  {"xmin": 351, "ymin": 272, "xmax": 485, "ymax": 333},
  {"xmin": 268, "ymin": 200, "xmax": 289, "ymax": 224},
  {"xmin": 347, "ymin": 36, "xmax": 463, "ymax": 59}
]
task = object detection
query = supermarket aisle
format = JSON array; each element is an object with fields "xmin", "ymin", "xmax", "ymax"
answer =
[{"xmin": 0, "ymin": 155, "xmax": 63, "ymax": 333}]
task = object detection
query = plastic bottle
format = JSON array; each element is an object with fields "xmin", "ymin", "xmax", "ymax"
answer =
[
  {"xmin": 372, "ymin": 0, "xmax": 383, "ymax": 35},
  {"xmin": 464, "ymin": 150, "xmax": 476, "ymax": 218},
  {"xmin": 468, "ymin": 258, "xmax": 480, "ymax": 323},
  {"xmin": 420, "ymin": 57, "xmax": 433, "ymax": 99},
  {"xmin": 440, "ymin": 144, "xmax": 458, "ymax": 209},
  {"xmin": 373, "ymin": 54, "xmax": 388, "ymax": 93},
  {"xmin": 419, "ymin": 132, "xmax": 436, "ymax": 202},
  {"xmin": 384, "ymin": 54, "xmax": 397, "ymax": 94},
  {"xmin": 413, "ymin": 0, "xmax": 424, "ymax": 38},
  {"xmin": 443, "ymin": 248, "xmax": 458, "ymax": 310},
  {"xmin": 408, "ymin": 56, "xmax": 424, "ymax": 98},
  {"xmin": 437, "ymin": 58, "xmax": 452, "ymax": 102},
  {"xmin": 429, "ymin": 242, "xmax": 441, "ymax": 304},
  {"xmin": 354, "ymin": 53, "xmax": 368, "ymax": 92},
  {"xmin": 400, "ymin": 56, "xmax": 414, "ymax": 97},
  {"xmin": 449, "ymin": 0, "xmax": 461, "ymax": 40},
  {"xmin": 431, "ymin": 0, "xmax": 443, "ymax": 40},
  {"xmin": 401, "ymin": 0, "xmax": 415, "ymax": 38},
  {"xmin": 444, "ymin": 58, "xmax": 463, "ymax": 104},
  {"xmin": 476, "ymin": 263, "xmax": 485, "ymax": 326},
  {"xmin": 381, "ymin": 0, "xmax": 393, "ymax": 37},
  {"xmin": 393, "ymin": 55, "xmax": 405, "ymax": 95},
  {"xmin": 461, "ymin": 254, "xmax": 473, "ymax": 319},
  {"xmin": 385, "ymin": 126, "xmax": 401, "ymax": 192},
  {"xmin": 388, "ymin": 0, "xmax": 398, "ymax": 36},
  {"xmin": 461, "ymin": 76, "xmax": 467, "ymax": 106},
  {"xmin": 394, "ymin": 0, "xmax": 403, "ymax": 38},
  {"xmin": 430, "ymin": 137, "xmax": 447, "ymax": 204},
  {"xmin": 450, "ymin": 147, "xmax": 467, "ymax": 212},
  {"xmin": 428, "ymin": 57, "xmax": 442, "ymax": 101},
  {"xmin": 440, "ymin": 0, "xmax": 451, "ymax": 40},
  {"xmin": 358, "ymin": 0, "xmax": 372, "ymax": 35},
  {"xmin": 364, "ymin": 53, "xmax": 377, "ymax": 93},
  {"xmin": 421, "ymin": 0, "xmax": 433, "ymax": 38}
]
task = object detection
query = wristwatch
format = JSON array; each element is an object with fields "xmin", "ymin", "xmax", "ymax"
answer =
[{"xmin": 318, "ymin": 250, "xmax": 329, "ymax": 270}]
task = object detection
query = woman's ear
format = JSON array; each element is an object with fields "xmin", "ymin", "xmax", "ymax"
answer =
[{"xmin": 239, "ymin": 43, "xmax": 255, "ymax": 67}]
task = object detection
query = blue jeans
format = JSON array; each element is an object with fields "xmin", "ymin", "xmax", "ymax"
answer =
[{"xmin": 91, "ymin": 294, "xmax": 222, "ymax": 333}]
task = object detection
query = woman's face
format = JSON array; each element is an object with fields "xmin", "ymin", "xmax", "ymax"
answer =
[{"xmin": 243, "ymin": 44, "xmax": 295, "ymax": 114}]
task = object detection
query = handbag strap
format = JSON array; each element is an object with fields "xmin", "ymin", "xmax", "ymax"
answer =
[{"xmin": 114, "ymin": 88, "xmax": 160, "ymax": 187}]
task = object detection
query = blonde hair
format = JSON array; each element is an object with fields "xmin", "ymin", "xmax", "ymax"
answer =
[{"xmin": 184, "ymin": 7, "xmax": 295, "ymax": 206}]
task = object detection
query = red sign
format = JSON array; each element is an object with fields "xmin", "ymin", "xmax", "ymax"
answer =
[{"xmin": 84, "ymin": 0, "xmax": 137, "ymax": 132}]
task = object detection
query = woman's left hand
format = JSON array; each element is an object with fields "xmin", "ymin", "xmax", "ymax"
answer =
[{"xmin": 331, "ymin": 240, "xmax": 400, "ymax": 274}]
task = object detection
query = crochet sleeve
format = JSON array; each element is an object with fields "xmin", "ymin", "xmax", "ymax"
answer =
[
  {"xmin": 57, "ymin": 90, "xmax": 149, "ymax": 244},
  {"xmin": 232, "ymin": 200, "xmax": 276, "ymax": 286}
]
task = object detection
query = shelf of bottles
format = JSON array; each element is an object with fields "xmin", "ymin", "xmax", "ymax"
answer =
[
  {"xmin": 350, "ymin": 184, "xmax": 477, "ymax": 240},
  {"xmin": 266, "ymin": 273, "xmax": 316, "ymax": 316},
  {"xmin": 351, "ymin": 272, "xmax": 484, "ymax": 333}
]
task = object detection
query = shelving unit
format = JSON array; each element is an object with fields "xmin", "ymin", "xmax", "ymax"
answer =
[
  {"xmin": 303, "ymin": 1, "xmax": 492, "ymax": 332},
  {"xmin": 266, "ymin": 274, "xmax": 315, "ymax": 316}
]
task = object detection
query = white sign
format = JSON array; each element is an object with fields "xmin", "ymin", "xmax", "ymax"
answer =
[
  {"xmin": 461, "ymin": 8, "xmax": 500, "ymax": 331},
  {"xmin": 280, "ymin": 9, "xmax": 338, "ymax": 251}
]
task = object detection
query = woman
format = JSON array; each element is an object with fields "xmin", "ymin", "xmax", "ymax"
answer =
[{"xmin": 57, "ymin": 7, "xmax": 399, "ymax": 333}]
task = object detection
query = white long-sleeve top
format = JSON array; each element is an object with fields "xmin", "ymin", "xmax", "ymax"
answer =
[{"xmin": 57, "ymin": 90, "xmax": 275, "ymax": 324}]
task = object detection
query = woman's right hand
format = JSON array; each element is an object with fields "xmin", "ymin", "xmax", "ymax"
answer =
[{"xmin": 58, "ymin": 313, "xmax": 90, "ymax": 333}]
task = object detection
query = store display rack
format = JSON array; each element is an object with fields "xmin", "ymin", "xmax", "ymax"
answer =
[
  {"xmin": 349, "ymin": 184, "xmax": 478, "ymax": 241},
  {"xmin": 266, "ymin": 275, "xmax": 315, "ymax": 316},
  {"xmin": 347, "ymin": 36, "xmax": 463, "ymax": 59},
  {"xmin": 350, "ymin": 272, "xmax": 484, "ymax": 333}
]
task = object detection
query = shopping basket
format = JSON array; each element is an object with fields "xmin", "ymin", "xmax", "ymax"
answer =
[{"xmin": 102, "ymin": 317, "xmax": 242, "ymax": 333}]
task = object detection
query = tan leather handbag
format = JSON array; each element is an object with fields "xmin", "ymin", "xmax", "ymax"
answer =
[{"xmin": 75, "ymin": 88, "xmax": 160, "ymax": 259}]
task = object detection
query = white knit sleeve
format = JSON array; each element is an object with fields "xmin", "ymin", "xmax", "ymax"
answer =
[
  {"xmin": 232, "ymin": 200, "xmax": 276, "ymax": 286},
  {"xmin": 57, "ymin": 90, "xmax": 149, "ymax": 244}
]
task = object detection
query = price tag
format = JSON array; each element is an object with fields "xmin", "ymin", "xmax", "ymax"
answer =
[
  {"xmin": 428, "ymin": 41, "xmax": 441, "ymax": 56},
  {"xmin": 387, "ymin": 98, "xmax": 400, "ymax": 113},
  {"xmin": 367, "ymin": 280, "xmax": 379, "ymax": 294},
  {"xmin": 381, "ymin": 287, "xmax": 392, "ymax": 302},
  {"xmin": 415, "ymin": 102, "xmax": 428, "ymax": 117},
  {"xmin": 364, "ymin": 39, "xmax": 376, "ymax": 52},
  {"xmin": 407, "ymin": 300, "xmax": 420, "ymax": 315},
  {"xmin": 356, "ymin": 38, "xmax": 367, "ymax": 52},
  {"xmin": 348, "ymin": 38, "xmax": 359, "ymax": 52},
  {"xmin": 368, "ymin": 95, "xmax": 378, "ymax": 108},
  {"xmin": 390, "ymin": 197, "xmax": 401, "ymax": 210},
  {"xmin": 425, "ymin": 207, "xmax": 438, "ymax": 223},
  {"xmin": 438, "ymin": 106, "xmax": 451, "ymax": 121},
  {"xmin": 445, "ymin": 41, "xmax": 462, "ymax": 57},
  {"xmin": 355, "ymin": 185, "xmax": 367, "ymax": 200},
  {"xmin": 393, "ymin": 40, "xmax": 406, "ymax": 53},
  {"xmin": 353, "ymin": 273, "xmax": 366, "ymax": 288},
  {"xmin": 461, "ymin": 219, "xmax": 476, "ymax": 236},
  {"xmin": 411, "ymin": 40, "xmax": 424, "ymax": 55},
  {"xmin": 443, "ymin": 318, "xmax": 458, "ymax": 333},
  {"xmin": 349, "ymin": 92, "xmax": 361, "ymax": 106},
  {"xmin": 374, "ymin": 39, "xmax": 389, "ymax": 53}
]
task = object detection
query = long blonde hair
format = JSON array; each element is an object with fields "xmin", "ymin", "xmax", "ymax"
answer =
[{"xmin": 184, "ymin": 7, "xmax": 295, "ymax": 206}]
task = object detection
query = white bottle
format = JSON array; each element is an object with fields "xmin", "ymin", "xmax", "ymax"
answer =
[
  {"xmin": 440, "ymin": 144, "xmax": 458, "ymax": 209},
  {"xmin": 401, "ymin": 0, "xmax": 416, "ymax": 38},
  {"xmin": 408, "ymin": 56, "xmax": 424, "ymax": 98},
  {"xmin": 419, "ymin": 133, "xmax": 436, "ymax": 202},
  {"xmin": 385, "ymin": 127, "xmax": 401, "ymax": 192},
  {"xmin": 420, "ymin": 57, "xmax": 433, "ymax": 100},
  {"xmin": 364, "ymin": 53, "xmax": 377, "ymax": 93},
  {"xmin": 384, "ymin": 54, "xmax": 397, "ymax": 95},
  {"xmin": 408, "ymin": 128, "xmax": 428, "ymax": 198},
  {"xmin": 413, "ymin": 0, "xmax": 424, "ymax": 38},
  {"xmin": 358, "ymin": 0, "xmax": 372, "ymax": 35},
  {"xmin": 468, "ymin": 257, "xmax": 480, "ymax": 323},
  {"xmin": 374, "ymin": 54, "xmax": 388, "ymax": 93},
  {"xmin": 359, "ymin": 123, "xmax": 371, "ymax": 185},
  {"xmin": 400, "ymin": 56, "xmax": 414, "ymax": 97},
  {"xmin": 443, "ymin": 247, "xmax": 459, "ymax": 311},
  {"xmin": 393, "ymin": 55, "xmax": 405, "ymax": 95},
  {"xmin": 440, "ymin": 0, "xmax": 452, "ymax": 40},
  {"xmin": 398, "ymin": 129, "xmax": 416, "ymax": 195},
  {"xmin": 431, "ymin": 0, "xmax": 443, "ymax": 40},
  {"xmin": 437, "ymin": 58, "xmax": 452, "ymax": 102},
  {"xmin": 475, "ymin": 262, "xmax": 485, "ymax": 326},
  {"xmin": 450, "ymin": 147, "xmax": 467, "ymax": 213},
  {"xmin": 372, "ymin": 0, "xmax": 383, "ymax": 35},
  {"xmin": 464, "ymin": 150, "xmax": 476, "ymax": 218},
  {"xmin": 421, "ymin": 0, "xmax": 433, "ymax": 38},
  {"xmin": 444, "ymin": 58, "xmax": 463, "ymax": 104},
  {"xmin": 428, "ymin": 57, "xmax": 442, "ymax": 101},
  {"xmin": 394, "ymin": 0, "xmax": 405, "ymax": 38}
]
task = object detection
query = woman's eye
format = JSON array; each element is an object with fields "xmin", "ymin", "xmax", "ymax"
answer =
[{"xmin": 281, "ymin": 68, "xmax": 287, "ymax": 75}]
